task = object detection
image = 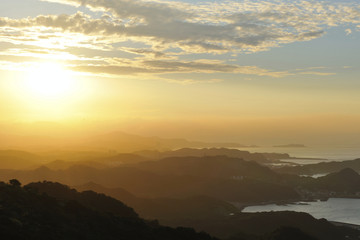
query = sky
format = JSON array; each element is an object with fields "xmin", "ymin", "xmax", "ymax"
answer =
[{"xmin": 0, "ymin": 0, "xmax": 360, "ymax": 145}]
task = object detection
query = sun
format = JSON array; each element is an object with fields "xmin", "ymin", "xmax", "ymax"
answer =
[
  {"xmin": 23, "ymin": 62, "xmax": 76, "ymax": 99},
  {"xmin": 13, "ymin": 62, "xmax": 84, "ymax": 120},
  {"xmin": 6, "ymin": 61, "xmax": 94, "ymax": 121}
]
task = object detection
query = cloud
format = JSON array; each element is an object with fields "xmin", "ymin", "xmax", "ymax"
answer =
[
  {"xmin": 0, "ymin": 0, "xmax": 359, "ymax": 80},
  {"xmin": 156, "ymin": 77, "xmax": 224, "ymax": 85},
  {"xmin": 120, "ymin": 47, "xmax": 170, "ymax": 59},
  {"xmin": 292, "ymin": 67, "xmax": 336, "ymax": 76},
  {"xmin": 3, "ymin": 0, "xmax": 360, "ymax": 53},
  {"xmin": 69, "ymin": 59, "xmax": 290, "ymax": 77},
  {"xmin": 298, "ymin": 71, "xmax": 336, "ymax": 76}
]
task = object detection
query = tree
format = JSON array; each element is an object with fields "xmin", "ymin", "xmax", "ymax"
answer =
[{"xmin": 9, "ymin": 179, "xmax": 21, "ymax": 187}]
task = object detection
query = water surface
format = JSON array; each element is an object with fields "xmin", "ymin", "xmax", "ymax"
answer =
[
  {"xmin": 242, "ymin": 198, "xmax": 360, "ymax": 225},
  {"xmin": 240, "ymin": 146, "xmax": 360, "ymax": 162}
]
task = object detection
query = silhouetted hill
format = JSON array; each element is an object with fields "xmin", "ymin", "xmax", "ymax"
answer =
[
  {"xmin": 43, "ymin": 153, "xmax": 149, "ymax": 170},
  {"xmin": 76, "ymin": 181, "xmax": 138, "ymax": 203},
  {"xmin": 135, "ymin": 148, "xmax": 290, "ymax": 163},
  {"xmin": 303, "ymin": 168, "xmax": 360, "ymax": 192},
  {"xmin": 45, "ymin": 160, "xmax": 108, "ymax": 170},
  {"xmin": 0, "ymin": 131, "xmax": 250, "ymax": 153},
  {"xmin": 228, "ymin": 226, "xmax": 318, "ymax": 240},
  {"xmin": 263, "ymin": 226, "xmax": 318, "ymax": 240},
  {"xmin": 0, "ymin": 160, "xmax": 299, "ymax": 203},
  {"xmin": 131, "ymin": 156, "xmax": 280, "ymax": 181},
  {"xmin": 93, "ymin": 153, "xmax": 151, "ymax": 165},
  {"xmin": 41, "ymin": 153, "xmax": 150, "ymax": 170},
  {"xmin": 273, "ymin": 144, "xmax": 306, "ymax": 148},
  {"xmin": 201, "ymin": 178, "xmax": 299, "ymax": 202},
  {"xmin": 2, "ymin": 180, "xmax": 358, "ymax": 240},
  {"xmin": 75, "ymin": 182, "xmax": 240, "ymax": 221},
  {"xmin": 175, "ymin": 211, "xmax": 360, "ymax": 240},
  {"xmin": 38, "ymin": 150, "xmax": 115, "ymax": 162},
  {"xmin": 276, "ymin": 158, "xmax": 360, "ymax": 175},
  {"xmin": 24, "ymin": 182, "xmax": 359, "ymax": 240},
  {"xmin": 0, "ymin": 150, "xmax": 42, "ymax": 169},
  {"xmin": 80, "ymin": 132, "xmax": 248, "ymax": 152},
  {"xmin": 26, "ymin": 181, "xmax": 139, "ymax": 218},
  {"xmin": 0, "ymin": 180, "xmax": 217, "ymax": 240}
]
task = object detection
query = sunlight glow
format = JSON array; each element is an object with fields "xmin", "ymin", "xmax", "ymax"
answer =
[
  {"xmin": 23, "ymin": 63, "xmax": 75, "ymax": 99},
  {"xmin": 4, "ymin": 61, "xmax": 93, "ymax": 121}
]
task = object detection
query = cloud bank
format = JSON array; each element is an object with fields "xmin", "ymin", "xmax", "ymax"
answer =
[{"xmin": 0, "ymin": 0, "xmax": 359, "ymax": 81}]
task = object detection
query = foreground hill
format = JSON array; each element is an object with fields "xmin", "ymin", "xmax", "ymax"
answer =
[
  {"xmin": 75, "ymin": 182, "xmax": 355, "ymax": 240},
  {"xmin": 0, "ymin": 180, "xmax": 217, "ymax": 240},
  {"xmin": 16, "ymin": 181, "xmax": 360, "ymax": 240},
  {"xmin": 187, "ymin": 211, "xmax": 360, "ymax": 240}
]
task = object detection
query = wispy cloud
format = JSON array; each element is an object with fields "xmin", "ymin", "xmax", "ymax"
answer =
[
  {"xmin": 0, "ymin": 0, "xmax": 359, "ymax": 81},
  {"xmin": 345, "ymin": 28, "xmax": 352, "ymax": 35},
  {"xmin": 70, "ymin": 59, "xmax": 291, "ymax": 78},
  {"xmin": 298, "ymin": 71, "xmax": 336, "ymax": 76}
]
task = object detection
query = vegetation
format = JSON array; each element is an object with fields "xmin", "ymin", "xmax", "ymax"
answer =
[
  {"xmin": 0, "ymin": 156, "xmax": 300, "ymax": 203},
  {"xmin": 1, "ymin": 148, "xmax": 360, "ymax": 240},
  {"xmin": 0, "ymin": 180, "xmax": 217, "ymax": 240},
  {"xmin": 276, "ymin": 158, "xmax": 360, "ymax": 175}
]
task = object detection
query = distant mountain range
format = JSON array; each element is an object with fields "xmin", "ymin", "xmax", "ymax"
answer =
[
  {"xmin": 0, "ymin": 155, "xmax": 299, "ymax": 203},
  {"xmin": 0, "ymin": 131, "xmax": 256, "ymax": 152},
  {"xmin": 0, "ymin": 147, "xmax": 292, "ymax": 170},
  {"xmin": 134, "ymin": 148, "xmax": 290, "ymax": 163},
  {"xmin": 273, "ymin": 144, "xmax": 306, "ymax": 148},
  {"xmin": 0, "ymin": 150, "xmax": 43, "ymax": 169}
]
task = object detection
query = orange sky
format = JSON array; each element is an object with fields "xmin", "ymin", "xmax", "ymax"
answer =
[{"xmin": 0, "ymin": 0, "xmax": 360, "ymax": 146}]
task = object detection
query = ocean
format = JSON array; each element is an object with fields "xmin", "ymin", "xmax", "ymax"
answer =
[
  {"xmin": 241, "ymin": 145, "xmax": 360, "ymax": 163},
  {"xmin": 240, "ymin": 146, "xmax": 360, "ymax": 225},
  {"xmin": 242, "ymin": 198, "xmax": 360, "ymax": 225}
]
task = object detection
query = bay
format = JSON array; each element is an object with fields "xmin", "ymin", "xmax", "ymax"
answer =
[
  {"xmin": 242, "ymin": 198, "xmax": 360, "ymax": 225},
  {"xmin": 240, "ymin": 145, "xmax": 360, "ymax": 163}
]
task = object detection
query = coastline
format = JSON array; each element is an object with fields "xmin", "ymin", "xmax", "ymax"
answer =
[
  {"xmin": 240, "ymin": 198, "xmax": 360, "ymax": 227},
  {"xmin": 330, "ymin": 221, "xmax": 360, "ymax": 230}
]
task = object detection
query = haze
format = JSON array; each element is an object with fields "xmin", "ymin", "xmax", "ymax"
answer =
[
  {"xmin": 1, "ymin": 0, "xmax": 360, "ymax": 147},
  {"xmin": 2, "ymin": 2, "xmax": 360, "ymax": 239}
]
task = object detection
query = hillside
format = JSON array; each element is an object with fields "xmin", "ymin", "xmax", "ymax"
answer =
[
  {"xmin": 0, "ymin": 156, "xmax": 299, "ymax": 203},
  {"xmin": 130, "ymin": 156, "xmax": 280, "ymax": 181},
  {"xmin": 0, "ymin": 180, "xmax": 217, "ymax": 240},
  {"xmin": 198, "ymin": 211, "xmax": 360, "ymax": 240},
  {"xmin": 19, "ymin": 181, "xmax": 360, "ymax": 240},
  {"xmin": 276, "ymin": 158, "xmax": 360, "ymax": 175},
  {"xmin": 75, "ymin": 182, "xmax": 241, "ymax": 221},
  {"xmin": 302, "ymin": 168, "xmax": 360, "ymax": 193}
]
